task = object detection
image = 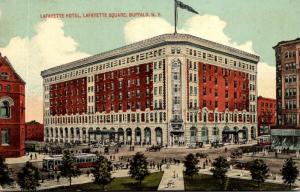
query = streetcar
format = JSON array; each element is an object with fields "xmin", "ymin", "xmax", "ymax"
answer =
[
  {"xmin": 42, "ymin": 153, "xmax": 97, "ymax": 171},
  {"xmin": 257, "ymin": 135, "xmax": 271, "ymax": 146}
]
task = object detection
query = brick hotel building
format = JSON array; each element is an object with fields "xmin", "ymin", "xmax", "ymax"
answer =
[
  {"xmin": 41, "ymin": 34, "xmax": 259, "ymax": 146},
  {"xmin": 272, "ymin": 38, "xmax": 300, "ymax": 150}
]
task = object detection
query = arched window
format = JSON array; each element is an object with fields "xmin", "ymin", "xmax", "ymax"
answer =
[{"xmin": 0, "ymin": 101, "xmax": 10, "ymax": 118}]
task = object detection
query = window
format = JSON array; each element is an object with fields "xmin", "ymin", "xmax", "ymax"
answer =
[
  {"xmin": 171, "ymin": 48, "xmax": 176, "ymax": 54},
  {"xmin": 6, "ymin": 85, "xmax": 11, "ymax": 92},
  {"xmin": 1, "ymin": 129, "xmax": 9, "ymax": 145},
  {"xmin": 0, "ymin": 73, "xmax": 9, "ymax": 80},
  {"xmin": 0, "ymin": 101, "xmax": 10, "ymax": 118}
]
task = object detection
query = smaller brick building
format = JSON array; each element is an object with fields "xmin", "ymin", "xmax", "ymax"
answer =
[
  {"xmin": 25, "ymin": 121, "xmax": 44, "ymax": 142},
  {"xmin": 0, "ymin": 53, "xmax": 25, "ymax": 158},
  {"xmin": 257, "ymin": 96, "xmax": 276, "ymax": 136}
]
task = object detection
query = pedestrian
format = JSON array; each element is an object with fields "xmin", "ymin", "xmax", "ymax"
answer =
[
  {"xmin": 30, "ymin": 154, "xmax": 33, "ymax": 160},
  {"xmin": 35, "ymin": 153, "xmax": 37, "ymax": 159},
  {"xmin": 56, "ymin": 174, "xmax": 60, "ymax": 182}
]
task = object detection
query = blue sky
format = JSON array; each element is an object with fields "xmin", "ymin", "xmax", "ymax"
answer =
[
  {"xmin": 0, "ymin": 0, "xmax": 299, "ymax": 121},
  {"xmin": 1, "ymin": 0, "xmax": 299, "ymax": 63}
]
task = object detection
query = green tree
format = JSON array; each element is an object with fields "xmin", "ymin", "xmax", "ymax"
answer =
[
  {"xmin": 17, "ymin": 162, "xmax": 40, "ymax": 191},
  {"xmin": 210, "ymin": 156, "xmax": 230, "ymax": 184},
  {"xmin": 92, "ymin": 155, "xmax": 113, "ymax": 190},
  {"xmin": 281, "ymin": 158, "xmax": 299, "ymax": 189},
  {"xmin": 59, "ymin": 150, "xmax": 81, "ymax": 186},
  {"xmin": 129, "ymin": 152, "xmax": 149, "ymax": 184},
  {"xmin": 249, "ymin": 159, "xmax": 269, "ymax": 188},
  {"xmin": 0, "ymin": 156, "xmax": 13, "ymax": 186},
  {"xmin": 184, "ymin": 153, "xmax": 199, "ymax": 179}
]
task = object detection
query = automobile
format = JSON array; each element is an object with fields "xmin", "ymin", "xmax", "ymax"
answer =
[
  {"xmin": 148, "ymin": 145, "xmax": 162, "ymax": 152},
  {"xmin": 211, "ymin": 141, "xmax": 224, "ymax": 148},
  {"xmin": 233, "ymin": 160, "xmax": 251, "ymax": 170},
  {"xmin": 195, "ymin": 152, "xmax": 208, "ymax": 158},
  {"xmin": 218, "ymin": 142, "xmax": 224, "ymax": 147},
  {"xmin": 196, "ymin": 142, "xmax": 204, "ymax": 148},
  {"xmin": 230, "ymin": 149, "xmax": 243, "ymax": 159}
]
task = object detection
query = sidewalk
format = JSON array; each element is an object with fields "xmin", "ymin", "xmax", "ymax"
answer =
[
  {"xmin": 5, "ymin": 153, "xmax": 47, "ymax": 164},
  {"xmin": 158, "ymin": 164, "xmax": 184, "ymax": 191}
]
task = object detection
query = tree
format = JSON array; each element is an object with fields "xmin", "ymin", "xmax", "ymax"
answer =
[
  {"xmin": 281, "ymin": 158, "xmax": 299, "ymax": 189},
  {"xmin": 17, "ymin": 162, "xmax": 40, "ymax": 191},
  {"xmin": 0, "ymin": 156, "xmax": 13, "ymax": 186},
  {"xmin": 129, "ymin": 152, "xmax": 149, "ymax": 184},
  {"xmin": 184, "ymin": 153, "xmax": 199, "ymax": 179},
  {"xmin": 92, "ymin": 155, "xmax": 113, "ymax": 190},
  {"xmin": 59, "ymin": 150, "xmax": 81, "ymax": 186},
  {"xmin": 249, "ymin": 159, "xmax": 269, "ymax": 188},
  {"xmin": 210, "ymin": 156, "xmax": 229, "ymax": 184}
]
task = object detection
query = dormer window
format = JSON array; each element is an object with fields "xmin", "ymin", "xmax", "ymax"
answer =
[{"xmin": 0, "ymin": 73, "xmax": 9, "ymax": 80}]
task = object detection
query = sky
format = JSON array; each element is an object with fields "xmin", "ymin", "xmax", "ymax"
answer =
[{"xmin": 0, "ymin": 0, "xmax": 299, "ymax": 122}]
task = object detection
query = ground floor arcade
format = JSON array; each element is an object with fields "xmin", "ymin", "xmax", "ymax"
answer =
[{"xmin": 44, "ymin": 123, "xmax": 257, "ymax": 146}]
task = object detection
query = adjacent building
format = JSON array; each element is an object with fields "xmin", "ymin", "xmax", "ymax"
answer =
[
  {"xmin": 41, "ymin": 33, "xmax": 259, "ymax": 146},
  {"xmin": 0, "ymin": 53, "xmax": 25, "ymax": 157},
  {"xmin": 25, "ymin": 121, "xmax": 44, "ymax": 142},
  {"xmin": 272, "ymin": 38, "xmax": 300, "ymax": 150},
  {"xmin": 257, "ymin": 96, "xmax": 276, "ymax": 136}
]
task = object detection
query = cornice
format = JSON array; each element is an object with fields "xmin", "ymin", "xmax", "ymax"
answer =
[{"xmin": 41, "ymin": 33, "xmax": 260, "ymax": 77}]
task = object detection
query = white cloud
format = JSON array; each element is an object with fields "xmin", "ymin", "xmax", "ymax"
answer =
[
  {"xmin": 124, "ymin": 15, "xmax": 254, "ymax": 53},
  {"xmin": 124, "ymin": 17, "xmax": 173, "ymax": 44},
  {"xmin": 257, "ymin": 62, "xmax": 276, "ymax": 98},
  {"xmin": 0, "ymin": 19, "xmax": 90, "ymax": 122},
  {"xmin": 124, "ymin": 15, "xmax": 275, "ymax": 99}
]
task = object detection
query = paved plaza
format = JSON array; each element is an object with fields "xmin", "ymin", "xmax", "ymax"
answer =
[{"xmin": 2, "ymin": 144, "xmax": 300, "ymax": 191}]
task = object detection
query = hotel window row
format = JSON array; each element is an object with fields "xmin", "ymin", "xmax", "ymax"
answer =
[
  {"xmin": 45, "ymin": 111, "xmax": 167, "ymax": 124},
  {"xmin": 186, "ymin": 48, "xmax": 256, "ymax": 72},
  {"xmin": 44, "ymin": 48, "xmax": 166, "ymax": 84}
]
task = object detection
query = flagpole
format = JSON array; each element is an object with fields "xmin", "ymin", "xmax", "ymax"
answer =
[{"xmin": 174, "ymin": 0, "xmax": 177, "ymax": 34}]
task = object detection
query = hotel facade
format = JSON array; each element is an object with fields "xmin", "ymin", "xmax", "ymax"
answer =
[{"xmin": 41, "ymin": 34, "xmax": 259, "ymax": 146}]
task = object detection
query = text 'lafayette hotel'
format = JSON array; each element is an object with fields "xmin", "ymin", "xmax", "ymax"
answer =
[{"xmin": 41, "ymin": 34, "xmax": 259, "ymax": 146}]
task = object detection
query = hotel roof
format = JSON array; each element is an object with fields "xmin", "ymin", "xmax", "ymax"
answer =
[{"xmin": 41, "ymin": 33, "xmax": 260, "ymax": 77}]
